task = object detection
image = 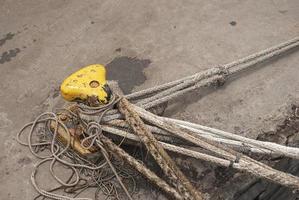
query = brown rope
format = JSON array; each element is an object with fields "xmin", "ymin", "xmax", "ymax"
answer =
[
  {"xmin": 117, "ymin": 97, "xmax": 203, "ymax": 200},
  {"xmin": 98, "ymin": 134, "xmax": 183, "ymax": 200}
]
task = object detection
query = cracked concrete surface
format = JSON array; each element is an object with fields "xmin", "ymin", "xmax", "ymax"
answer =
[{"xmin": 0, "ymin": 0, "xmax": 298, "ymax": 199}]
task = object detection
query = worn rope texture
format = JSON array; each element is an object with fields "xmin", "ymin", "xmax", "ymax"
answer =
[
  {"xmin": 117, "ymin": 97, "xmax": 203, "ymax": 200},
  {"xmin": 142, "ymin": 75, "xmax": 224, "ymax": 109},
  {"xmin": 18, "ymin": 99, "xmax": 192, "ymax": 200},
  {"xmin": 139, "ymin": 39, "xmax": 299, "ymax": 109},
  {"xmin": 136, "ymin": 67, "xmax": 225, "ymax": 106},
  {"xmin": 166, "ymin": 118, "xmax": 299, "ymax": 159},
  {"xmin": 132, "ymin": 105, "xmax": 299, "ymax": 189},
  {"xmin": 77, "ymin": 98, "xmax": 190, "ymax": 199},
  {"xmin": 17, "ymin": 111, "xmax": 137, "ymax": 200},
  {"xmin": 106, "ymin": 119, "xmax": 193, "ymax": 146},
  {"xmin": 100, "ymin": 111, "xmax": 299, "ymax": 159},
  {"xmin": 101, "ymin": 125, "xmax": 238, "ymax": 168},
  {"xmin": 98, "ymin": 135, "xmax": 183, "ymax": 200},
  {"xmin": 126, "ymin": 36, "xmax": 299, "ymax": 101},
  {"xmin": 17, "ymin": 36, "xmax": 299, "ymax": 199},
  {"xmin": 17, "ymin": 113, "xmax": 98, "ymax": 200},
  {"xmin": 100, "ymin": 107, "xmax": 299, "ymax": 186},
  {"xmin": 105, "ymin": 111, "xmax": 299, "ymax": 158},
  {"xmin": 100, "ymin": 37, "xmax": 299, "ymax": 146}
]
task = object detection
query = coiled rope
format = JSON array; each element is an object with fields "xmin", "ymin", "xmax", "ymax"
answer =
[{"xmin": 17, "ymin": 100, "xmax": 137, "ymax": 200}]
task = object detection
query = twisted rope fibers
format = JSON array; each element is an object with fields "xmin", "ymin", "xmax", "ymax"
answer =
[
  {"xmin": 17, "ymin": 101, "xmax": 137, "ymax": 200},
  {"xmin": 16, "ymin": 36, "xmax": 299, "ymax": 199}
]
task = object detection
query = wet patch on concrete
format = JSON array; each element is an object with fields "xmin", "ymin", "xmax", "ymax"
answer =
[
  {"xmin": 106, "ymin": 56, "xmax": 151, "ymax": 94},
  {"xmin": 0, "ymin": 32, "xmax": 15, "ymax": 47},
  {"xmin": 0, "ymin": 48, "xmax": 21, "ymax": 64}
]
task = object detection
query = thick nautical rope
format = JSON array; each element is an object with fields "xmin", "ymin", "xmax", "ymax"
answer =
[
  {"xmin": 126, "ymin": 36, "xmax": 299, "ymax": 102},
  {"xmin": 17, "ymin": 36, "xmax": 299, "ymax": 200},
  {"xmin": 98, "ymin": 134, "xmax": 184, "ymax": 200},
  {"xmin": 132, "ymin": 105, "xmax": 299, "ymax": 189},
  {"xmin": 117, "ymin": 97, "xmax": 203, "ymax": 200}
]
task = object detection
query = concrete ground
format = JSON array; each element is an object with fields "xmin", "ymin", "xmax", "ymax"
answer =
[{"xmin": 0, "ymin": 0, "xmax": 298, "ymax": 199}]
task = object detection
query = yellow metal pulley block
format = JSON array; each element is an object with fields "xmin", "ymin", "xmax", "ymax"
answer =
[
  {"xmin": 56, "ymin": 64, "xmax": 112, "ymax": 156},
  {"xmin": 60, "ymin": 64, "xmax": 111, "ymax": 104}
]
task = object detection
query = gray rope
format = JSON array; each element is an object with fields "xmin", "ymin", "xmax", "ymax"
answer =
[{"xmin": 126, "ymin": 36, "xmax": 299, "ymax": 103}]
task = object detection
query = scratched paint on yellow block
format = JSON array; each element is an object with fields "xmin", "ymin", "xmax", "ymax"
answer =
[{"xmin": 60, "ymin": 64, "xmax": 110, "ymax": 104}]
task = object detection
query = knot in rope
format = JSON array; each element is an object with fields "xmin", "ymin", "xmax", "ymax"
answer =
[{"xmin": 81, "ymin": 122, "xmax": 103, "ymax": 149}]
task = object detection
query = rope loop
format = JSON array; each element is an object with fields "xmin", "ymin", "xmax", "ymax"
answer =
[{"xmin": 81, "ymin": 122, "xmax": 103, "ymax": 149}]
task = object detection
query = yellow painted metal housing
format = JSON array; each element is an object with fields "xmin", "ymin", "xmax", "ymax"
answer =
[{"xmin": 60, "ymin": 64, "xmax": 110, "ymax": 104}]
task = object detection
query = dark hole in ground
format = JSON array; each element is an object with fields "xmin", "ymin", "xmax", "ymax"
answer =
[
  {"xmin": 230, "ymin": 21, "xmax": 237, "ymax": 26},
  {"xmin": 106, "ymin": 56, "xmax": 151, "ymax": 94}
]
